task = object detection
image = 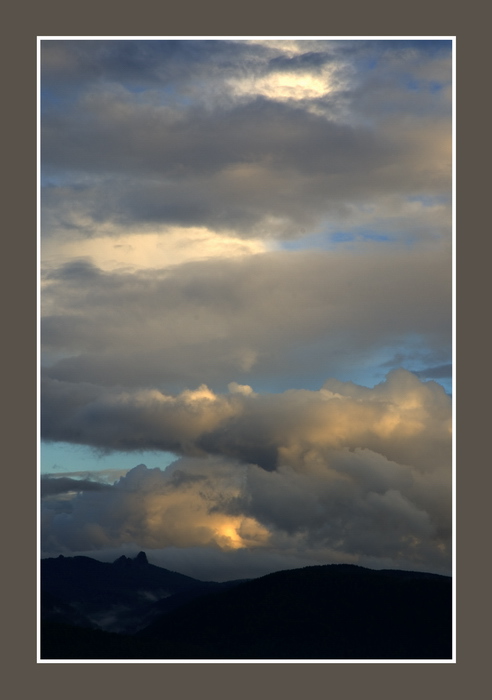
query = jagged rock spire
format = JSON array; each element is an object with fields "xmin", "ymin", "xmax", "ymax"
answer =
[{"xmin": 135, "ymin": 551, "xmax": 148, "ymax": 565}]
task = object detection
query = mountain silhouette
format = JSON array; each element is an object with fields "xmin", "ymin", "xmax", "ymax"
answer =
[
  {"xmin": 41, "ymin": 555, "xmax": 452, "ymax": 660},
  {"xmin": 41, "ymin": 551, "xmax": 244, "ymax": 634}
]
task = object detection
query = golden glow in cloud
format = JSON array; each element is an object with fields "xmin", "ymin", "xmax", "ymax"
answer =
[
  {"xmin": 43, "ymin": 461, "xmax": 271, "ymax": 553},
  {"xmin": 214, "ymin": 517, "xmax": 270, "ymax": 550},
  {"xmin": 228, "ymin": 69, "xmax": 335, "ymax": 102},
  {"xmin": 140, "ymin": 461, "xmax": 270, "ymax": 551},
  {"xmin": 42, "ymin": 226, "xmax": 270, "ymax": 273}
]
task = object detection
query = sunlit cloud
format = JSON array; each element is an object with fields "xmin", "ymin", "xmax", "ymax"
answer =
[
  {"xmin": 227, "ymin": 69, "xmax": 336, "ymax": 102},
  {"xmin": 41, "ymin": 367, "xmax": 451, "ymax": 573},
  {"xmin": 42, "ymin": 225, "xmax": 271, "ymax": 273},
  {"xmin": 40, "ymin": 38, "xmax": 453, "ymax": 580}
]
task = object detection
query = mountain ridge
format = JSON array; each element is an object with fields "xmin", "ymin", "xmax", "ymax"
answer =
[
  {"xmin": 40, "ymin": 553, "xmax": 452, "ymax": 660},
  {"xmin": 41, "ymin": 551, "xmax": 248, "ymax": 634}
]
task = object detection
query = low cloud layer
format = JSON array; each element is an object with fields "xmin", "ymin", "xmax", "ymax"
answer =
[
  {"xmin": 41, "ymin": 475, "xmax": 113, "ymax": 496},
  {"xmin": 42, "ymin": 370, "xmax": 451, "ymax": 575}
]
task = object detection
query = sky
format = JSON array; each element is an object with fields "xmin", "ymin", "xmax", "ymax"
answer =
[{"xmin": 40, "ymin": 38, "xmax": 453, "ymax": 581}]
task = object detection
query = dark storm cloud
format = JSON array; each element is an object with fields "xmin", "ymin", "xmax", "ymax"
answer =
[{"xmin": 41, "ymin": 39, "xmax": 451, "ymax": 237}]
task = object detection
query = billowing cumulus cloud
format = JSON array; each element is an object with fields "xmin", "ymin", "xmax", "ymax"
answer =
[
  {"xmin": 40, "ymin": 39, "xmax": 453, "ymax": 580},
  {"xmin": 41, "ymin": 370, "xmax": 451, "ymax": 574},
  {"xmin": 41, "ymin": 370, "xmax": 451, "ymax": 572},
  {"xmin": 42, "ymin": 369, "xmax": 451, "ymax": 471},
  {"xmin": 42, "ymin": 459, "xmax": 270, "ymax": 554}
]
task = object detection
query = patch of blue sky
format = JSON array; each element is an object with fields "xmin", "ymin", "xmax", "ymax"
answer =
[
  {"xmin": 40, "ymin": 441, "xmax": 177, "ymax": 475},
  {"xmin": 280, "ymin": 227, "xmax": 392, "ymax": 252},
  {"xmin": 403, "ymin": 76, "xmax": 448, "ymax": 94},
  {"xmin": 238, "ymin": 369, "xmax": 335, "ymax": 395},
  {"xmin": 334, "ymin": 230, "xmax": 390, "ymax": 243},
  {"xmin": 120, "ymin": 78, "xmax": 194, "ymax": 109},
  {"xmin": 346, "ymin": 39, "xmax": 451, "ymax": 76},
  {"xmin": 279, "ymin": 231, "xmax": 328, "ymax": 251},
  {"xmin": 238, "ymin": 338, "xmax": 406, "ymax": 395},
  {"xmin": 406, "ymin": 194, "xmax": 450, "ymax": 207},
  {"xmin": 403, "ymin": 76, "xmax": 424, "ymax": 92},
  {"xmin": 360, "ymin": 56, "xmax": 378, "ymax": 71},
  {"xmin": 41, "ymin": 173, "xmax": 76, "ymax": 188},
  {"xmin": 40, "ymin": 88, "xmax": 62, "ymax": 107},
  {"xmin": 429, "ymin": 81, "xmax": 446, "ymax": 94},
  {"xmin": 373, "ymin": 336, "xmax": 452, "ymax": 393},
  {"xmin": 41, "ymin": 171, "xmax": 102, "ymax": 190},
  {"xmin": 40, "ymin": 85, "xmax": 87, "ymax": 114},
  {"xmin": 350, "ymin": 359, "xmax": 451, "ymax": 395},
  {"xmin": 233, "ymin": 363, "xmax": 451, "ymax": 397},
  {"xmin": 276, "ymin": 332, "xmax": 452, "ymax": 394}
]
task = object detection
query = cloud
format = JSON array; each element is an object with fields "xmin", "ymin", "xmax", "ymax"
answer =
[
  {"xmin": 41, "ymin": 40, "xmax": 451, "ymax": 240},
  {"xmin": 41, "ymin": 243, "xmax": 451, "ymax": 389},
  {"xmin": 42, "ymin": 225, "xmax": 270, "ymax": 273},
  {"xmin": 41, "ymin": 475, "xmax": 113, "ymax": 496},
  {"xmin": 40, "ymin": 40, "xmax": 453, "ymax": 580},
  {"xmin": 41, "ymin": 112, "xmax": 450, "ymax": 240},
  {"xmin": 41, "ymin": 460, "xmax": 270, "ymax": 554},
  {"xmin": 42, "ymin": 466, "xmax": 129, "ymax": 481},
  {"xmin": 42, "ymin": 369, "xmax": 451, "ymax": 475},
  {"xmin": 41, "ymin": 39, "xmax": 271, "ymax": 93},
  {"xmin": 41, "ymin": 370, "xmax": 451, "ymax": 574},
  {"xmin": 40, "ymin": 41, "xmax": 451, "ymax": 395}
]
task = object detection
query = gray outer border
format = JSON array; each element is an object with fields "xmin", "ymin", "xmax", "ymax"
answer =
[{"xmin": 6, "ymin": 0, "xmax": 482, "ymax": 695}]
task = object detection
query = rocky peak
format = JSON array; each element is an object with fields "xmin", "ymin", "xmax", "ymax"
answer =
[{"xmin": 134, "ymin": 551, "xmax": 148, "ymax": 566}]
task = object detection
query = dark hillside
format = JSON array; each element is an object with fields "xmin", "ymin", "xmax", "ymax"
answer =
[
  {"xmin": 41, "ymin": 560, "xmax": 452, "ymax": 659},
  {"xmin": 41, "ymin": 551, "xmax": 235, "ymax": 634},
  {"xmin": 138, "ymin": 564, "xmax": 452, "ymax": 659}
]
